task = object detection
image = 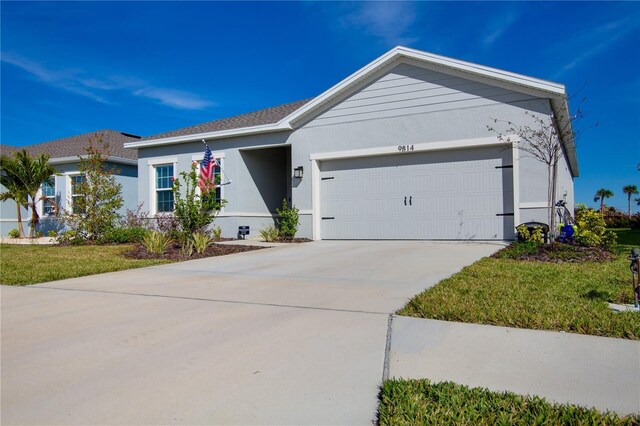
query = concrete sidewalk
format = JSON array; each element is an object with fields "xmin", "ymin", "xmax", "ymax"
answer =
[{"xmin": 388, "ymin": 317, "xmax": 640, "ymax": 415}]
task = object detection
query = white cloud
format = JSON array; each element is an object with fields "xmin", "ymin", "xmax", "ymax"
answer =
[
  {"xmin": 342, "ymin": 2, "xmax": 419, "ymax": 47},
  {"xmin": 553, "ymin": 14, "xmax": 640, "ymax": 79},
  {"xmin": 1, "ymin": 53, "xmax": 213, "ymax": 110},
  {"xmin": 483, "ymin": 9, "xmax": 521, "ymax": 47},
  {"xmin": 134, "ymin": 88, "xmax": 214, "ymax": 110}
]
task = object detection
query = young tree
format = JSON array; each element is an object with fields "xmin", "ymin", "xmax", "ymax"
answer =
[
  {"xmin": 0, "ymin": 150, "xmax": 57, "ymax": 238},
  {"xmin": 488, "ymin": 107, "xmax": 583, "ymax": 240},
  {"xmin": 623, "ymin": 185, "xmax": 639, "ymax": 216},
  {"xmin": 62, "ymin": 139, "xmax": 124, "ymax": 240},
  {"xmin": 593, "ymin": 188, "xmax": 614, "ymax": 214},
  {"xmin": 0, "ymin": 155, "xmax": 29, "ymax": 238},
  {"xmin": 171, "ymin": 162, "xmax": 226, "ymax": 241}
]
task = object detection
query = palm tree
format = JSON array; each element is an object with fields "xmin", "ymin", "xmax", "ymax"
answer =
[
  {"xmin": 623, "ymin": 185, "xmax": 639, "ymax": 216},
  {"xmin": 0, "ymin": 155, "xmax": 29, "ymax": 238},
  {"xmin": 593, "ymin": 188, "xmax": 614, "ymax": 214},
  {"xmin": 3, "ymin": 150, "xmax": 57, "ymax": 238}
]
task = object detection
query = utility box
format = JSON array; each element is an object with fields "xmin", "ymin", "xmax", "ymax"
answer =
[{"xmin": 238, "ymin": 226, "xmax": 250, "ymax": 240}]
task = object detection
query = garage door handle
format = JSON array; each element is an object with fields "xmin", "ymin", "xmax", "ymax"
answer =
[
  {"xmin": 409, "ymin": 196, "xmax": 412, "ymax": 206},
  {"xmin": 404, "ymin": 196, "xmax": 407, "ymax": 206}
]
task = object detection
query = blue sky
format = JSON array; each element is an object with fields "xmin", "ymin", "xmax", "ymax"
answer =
[{"xmin": 2, "ymin": 1, "xmax": 638, "ymax": 211}]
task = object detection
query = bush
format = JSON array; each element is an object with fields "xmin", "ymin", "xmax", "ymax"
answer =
[
  {"xmin": 212, "ymin": 226, "xmax": 222, "ymax": 240},
  {"xmin": 604, "ymin": 215, "xmax": 629, "ymax": 228},
  {"xmin": 574, "ymin": 208, "xmax": 617, "ymax": 249},
  {"xmin": 35, "ymin": 231, "xmax": 43, "ymax": 238},
  {"xmin": 516, "ymin": 224, "xmax": 544, "ymax": 243},
  {"xmin": 47, "ymin": 230, "xmax": 58, "ymax": 237},
  {"xmin": 172, "ymin": 162, "xmax": 227, "ymax": 242},
  {"xmin": 260, "ymin": 226, "xmax": 279, "ymax": 242},
  {"xmin": 191, "ymin": 232, "xmax": 213, "ymax": 254},
  {"xmin": 142, "ymin": 231, "xmax": 171, "ymax": 255},
  {"xmin": 97, "ymin": 227, "xmax": 149, "ymax": 244},
  {"xmin": 119, "ymin": 203, "xmax": 150, "ymax": 228},
  {"xmin": 59, "ymin": 230, "xmax": 84, "ymax": 245},
  {"xmin": 8, "ymin": 229, "xmax": 20, "ymax": 238},
  {"xmin": 276, "ymin": 199, "xmax": 299, "ymax": 238}
]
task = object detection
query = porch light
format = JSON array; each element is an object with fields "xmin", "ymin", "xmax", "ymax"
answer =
[{"xmin": 293, "ymin": 166, "xmax": 304, "ymax": 179}]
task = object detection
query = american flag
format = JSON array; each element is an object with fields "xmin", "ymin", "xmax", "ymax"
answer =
[{"xmin": 199, "ymin": 144, "xmax": 216, "ymax": 193}]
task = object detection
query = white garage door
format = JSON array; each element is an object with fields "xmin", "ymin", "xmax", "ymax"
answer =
[{"xmin": 319, "ymin": 146, "xmax": 514, "ymax": 240}]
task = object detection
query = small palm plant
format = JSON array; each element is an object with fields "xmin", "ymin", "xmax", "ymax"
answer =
[
  {"xmin": 191, "ymin": 232, "xmax": 213, "ymax": 254},
  {"xmin": 623, "ymin": 185, "xmax": 639, "ymax": 216},
  {"xmin": 593, "ymin": 188, "xmax": 614, "ymax": 214}
]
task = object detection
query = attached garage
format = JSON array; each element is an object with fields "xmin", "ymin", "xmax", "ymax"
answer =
[{"xmin": 317, "ymin": 145, "xmax": 514, "ymax": 240}]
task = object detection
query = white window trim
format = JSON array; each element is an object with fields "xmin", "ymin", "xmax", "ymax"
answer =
[
  {"xmin": 63, "ymin": 171, "xmax": 81, "ymax": 214},
  {"xmin": 148, "ymin": 158, "xmax": 178, "ymax": 216},
  {"xmin": 39, "ymin": 176, "xmax": 57, "ymax": 217}
]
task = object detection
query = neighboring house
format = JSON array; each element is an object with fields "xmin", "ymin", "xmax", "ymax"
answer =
[
  {"xmin": 126, "ymin": 46, "xmax": 578, "ymax": 241},
  {"xmin": 0, "ymin": 130, "xmax": 140, "ymax": 236}
]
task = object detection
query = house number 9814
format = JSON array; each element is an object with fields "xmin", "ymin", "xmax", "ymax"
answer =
[{"xmin": 398, "ymin": 145, "xmax": 414, "ymax": 152}]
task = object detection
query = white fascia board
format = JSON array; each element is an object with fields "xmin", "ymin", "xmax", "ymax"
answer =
[
  {"xmin": 550, "ymin": 97, "xmax": 579, "ymax": 178},
  {"xmin": 48, "ymin": 156, "xmax": 137, "ymax": 166},
  {"xmin": 283, "ymin": 46, "xmax": 567, "ymax": 127},
  {"xmin": 123, "ymin": 122, "xmax": 292, "ymax": 149}
]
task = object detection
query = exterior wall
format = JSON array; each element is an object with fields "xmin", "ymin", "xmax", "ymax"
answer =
[
  {"xmin": 137, "ymin": 133, "xmax": 291, "ymax": 238},
  {"xmin": 0, "ymin": 161, "xmax": 139, "ymax": 237}
]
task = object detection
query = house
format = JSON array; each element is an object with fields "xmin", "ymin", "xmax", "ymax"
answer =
[
  {"xmin": 0, "ymin": 130, "xmax": 140, "ymax": 236},
  {"xmin": 127, "ymin": 46, "xmax": 577, "ymax": 241}
]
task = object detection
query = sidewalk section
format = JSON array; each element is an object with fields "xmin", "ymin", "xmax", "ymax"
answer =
[{"xmin": 388, "ymin": 317, "xmax": 640, "ymax": 415}]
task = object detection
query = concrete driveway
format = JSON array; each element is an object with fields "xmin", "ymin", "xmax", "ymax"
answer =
[{"xmin": 1, "ymin": 241, "xmax": 500, "ymax": 425}]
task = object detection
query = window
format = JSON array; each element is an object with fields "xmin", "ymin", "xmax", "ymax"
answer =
[
  {"xmin": 70, "ymin": 175, "xmax": 85, "ymax": 214},
  {"xmin": 41, "ymin": 177, "xmax": 55, "ymax": 215},
  {"xmin": 155, "ymin": 164, "xmax": 174, "ymax": 212}
]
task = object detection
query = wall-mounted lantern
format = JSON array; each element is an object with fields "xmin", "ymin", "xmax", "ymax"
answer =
[{"xmin": 293, "ymin": 166, "xmax": 304, "ymax": 179}]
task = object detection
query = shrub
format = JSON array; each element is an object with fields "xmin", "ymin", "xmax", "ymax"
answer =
[
  {"xmin": 181, "ymin": 239, "xmax": 194, "ymax": 258},
  {"xmin": 276, "ymin": 199, "xmax": 299, "ymax": 238},
  {"xmin": 260, "ymin": 226, "xmax": 279, "ymax": 242},
  {"xmin": 574, "ymin": 208, "xmax": 617, "ymax": 249},
  {"xmin": 47, "ymin": 230, "xmax": 58, "ymax": 237},
  {"xmin": 35, "ymin": 231, "xmax": 43, "ymax": 238},
  {"xmin": 59, "ymin": 230, "xmax": 84, "ymax": 245},
  {"xmin": 191, "ymin": 232, "xmax": 213, "ymax": 254},
  {"xmin": 604, "ymin": 215, "xmax": 629, "ymax": 228},
  {"xmin": 212, "ymin": 226, "xmax": 222, "ymax": 240},
  {"xmin": 172, "ymin": 162, "xmax": 227, "ymax": 242},
  {"xmin": 98, "ymin": 227, "xmax": 149, "ymax": 244},
  {"xmin": 8, "ymin": 229, "xmax": 20, "ymax": 238},
  {"xmin": 119, "ymin": 203, "xmax": 151, "ymax": 229},
  {"xmin": 142, "ymin": 231, "xmax": 171, "ymax": 255},
  {"xmin": 516, "ymin": 224, "xmax": 544, "ymax": 243}
]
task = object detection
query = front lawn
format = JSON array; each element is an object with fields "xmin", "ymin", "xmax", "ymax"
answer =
[
  {"xmin": 398, "ymin": 229, "xmax": 640, "ymax": 340},
  {"xmin": 0, "ymin": 244, "xmax": 171, "ymax": 285},
  {"xmin": 378, "ymin": 379, "xmax": 638, "ymax": 425}
]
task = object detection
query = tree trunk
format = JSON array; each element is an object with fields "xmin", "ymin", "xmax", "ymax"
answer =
[
  {"xmin": 600, "ymin": 198, "xmax": 605, "ymax": 215},
  {"xmin": 547, "ymin": 163, "xmax": 554, "ymax": 241},
  {"xmin": 629, "ymin": 196, "xmax": 632, "ymax": 217},
  {"xmin": 29, "ymin": 198, "xmax": 39, "ymax": 238},
  {"xmin": 15, "ymin": 201, "xmax": 25, "ymax": 238}
]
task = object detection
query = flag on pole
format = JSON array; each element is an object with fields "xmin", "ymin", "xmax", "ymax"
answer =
[{"xmin": 199, "ymin": 144, "xmax": 216, "ymax": 193}]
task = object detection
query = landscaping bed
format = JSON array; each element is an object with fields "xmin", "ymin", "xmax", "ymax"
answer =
[
  {"xmin": 493, "ymin": 241, "xmax": 614, "ymax": 262},
  {"xmin": 398, "ymin": 229, "xmax": 640, "ymax": 340},
  {"xmin": 378, "ymin": 379, "xmax": 638, "ymax": 425},
  {"xmin": 124, "ymin": 242, "xmax": 264, "ymax": 260}
]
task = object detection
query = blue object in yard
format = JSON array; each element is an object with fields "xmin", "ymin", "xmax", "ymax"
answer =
[{"xmin": 557, "ymin": 224, "xmax": 574, "ymax": 243}]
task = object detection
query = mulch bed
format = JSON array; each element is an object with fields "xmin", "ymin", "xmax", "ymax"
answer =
[
  {"xmin": 493, "ymin": 242, "xmax": 614, "ymax": 263},
  {"xmin": 124, "ymin": 242, "xmax": 265, "ymax": 261}
]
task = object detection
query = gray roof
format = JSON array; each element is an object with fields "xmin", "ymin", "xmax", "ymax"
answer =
[
  {"xmin": 140, "ymin": 99, "xmax": 311, "ymax": 141},
  {"xmin": 1, "ymin": 130, "xmax": 141, "ymax": 161}
]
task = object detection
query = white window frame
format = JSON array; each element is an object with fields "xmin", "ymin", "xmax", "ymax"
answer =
[
  {"xmin": 191, "ymin": 152, "xmax": 225, "ymax": 211},
  {"xmin": 147, "ymin": 157, "xmax": 177, "ymax": 216},
  {"xmin": 40, "ymin": 176, "xmax": 57, "ymax": 216},
  {"xmin": 63, "ymin": 172, "xmax": 84, "ymax": 215}
]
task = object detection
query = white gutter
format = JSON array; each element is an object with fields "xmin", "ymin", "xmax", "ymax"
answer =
[
  {"xmin": 124, "ymin": 122, "xmax": 292, "ymax": 149},
  {"xmin": 48, "ymin": 155, "xmax": 138, "ymax": 166}
]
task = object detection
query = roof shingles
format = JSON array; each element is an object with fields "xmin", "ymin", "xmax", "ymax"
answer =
[
  {"xmin": 1, "ymin": 130, "xmax": 140, "ymax": 161},
  {"xmin": 140, "ymin": 99, "xmax": 311, "ymax": 141}
]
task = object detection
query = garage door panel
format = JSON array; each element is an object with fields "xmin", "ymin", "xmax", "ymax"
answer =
[{"xmin": 320, "ymin": 146, "xmax": 513, "ymax": 240}]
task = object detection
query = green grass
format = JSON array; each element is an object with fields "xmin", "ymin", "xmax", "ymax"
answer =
[
  {"xmin": 0, "ymin": 244, "xmax": 171, "ymax": 285},
  {"xmin": 378, "ymin": 379, "xmax": 639, "ymax": 425},
  {"xmin": 398, "ymin": 229, "xmax": 640, "ymax": 340}
]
